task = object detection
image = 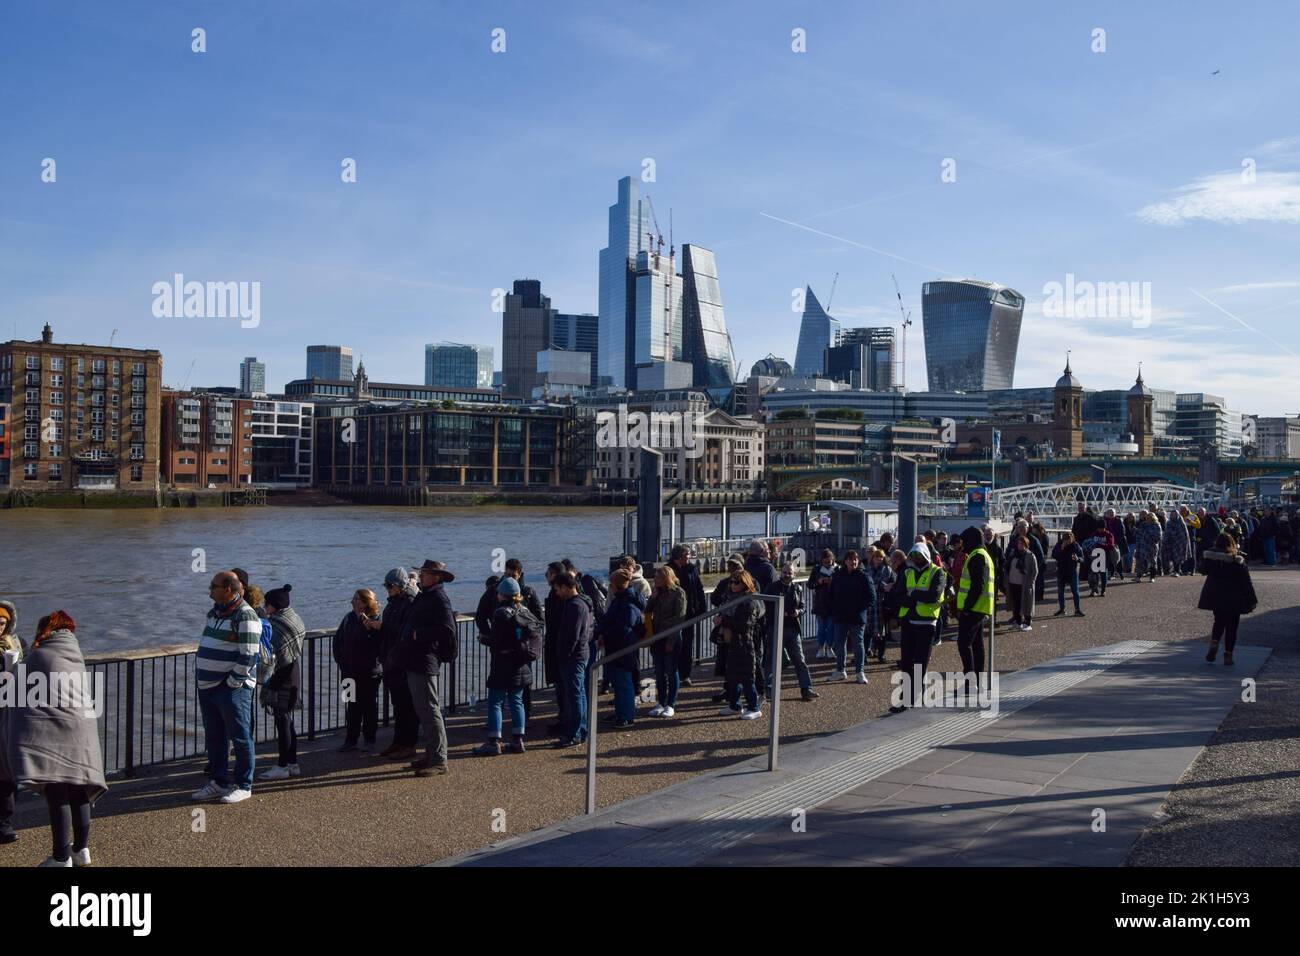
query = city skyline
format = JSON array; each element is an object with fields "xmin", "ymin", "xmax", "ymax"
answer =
[{"xmin": 3, "ymin": 3, "xmax": 1299, "ymax": 413}]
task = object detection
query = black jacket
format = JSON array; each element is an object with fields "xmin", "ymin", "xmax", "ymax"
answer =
[
  {"xmin": 334, "ymin": 611, "xmax": 382, "ymax": 679},
  {"xmin": 474, "ymin": 578, "xmax": 501, "ymax": 638},
  {"xmin": 380, "ymin": 592, "xmax": 414, "ymax": 673},
  {"xmin": 672, "ymin": 559, "xmax": 708, "ymax": 618},
  {"xmin": 764, "ymin": 579, "xmax": 804, "ymax": 638},
  {"xmin": 718, "ymin": 594, "xmax": 765, "ymax": 672},
  {"xmin": 401, "ymin": 584, "xmax": 457, "ymax": 675},
  {"xmin": 745, "ymin": 555, "xmax": 777, "ymax": 593},
  {"xmin": 485, "ymin": 603, "xmax": 543, "ymax": 691},
  {"xmin": 1071, "ymin": 511, "xmax": 1096, "ymax": 541},
  {"xmin": 1197, "ymin": 551, "xmax": 1258, "ymax": 615},
  {"xmin": 595, "ymin": 588, "xmax": 645, "ymax": 673},
  {"xmin": 807, "ymin": 562, "xmax": 837, "ymax": 616},
  {"xmin": 555, "ymin": 592, "xmax": 594, "ymax": 664},
  {"xmin": 828, "ymin": 566, "xmax": 875, "ymax": 624}
]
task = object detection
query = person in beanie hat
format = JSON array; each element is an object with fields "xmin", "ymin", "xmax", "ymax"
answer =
[
  {"xmin": 475, "ymin": 577, "xmax": 543, "ymax": 755},
  {"xmin": 258, "ymin": 584, "xmax": 306, "ymax": 780},
  {"xmin": 376, "ymin": 568, "xmax": 419, "ymax": 760}
]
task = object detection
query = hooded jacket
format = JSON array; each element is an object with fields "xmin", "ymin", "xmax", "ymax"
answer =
[
  {"xmin": 596, "ymin": 588, "xmax": 646, "ymax": 673},
  {"xmin": 555, "ymin": 591, "xmax": 595, "ymax": 664},
  {"xmin": 486, "ymin": 602, "xmax": 543, "ymax": 691}
]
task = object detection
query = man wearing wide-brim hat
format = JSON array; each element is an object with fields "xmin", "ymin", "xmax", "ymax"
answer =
[{"xmin": 401, "ymin": 559, "xmax": 457, "ymax": 776}]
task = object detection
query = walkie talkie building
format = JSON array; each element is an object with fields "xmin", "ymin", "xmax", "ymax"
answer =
[{"xmin": 920, "ymin": 279, "xmax": 1024, "ymax": 391}]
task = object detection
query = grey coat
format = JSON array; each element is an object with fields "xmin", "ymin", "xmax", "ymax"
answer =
[
  {"xmin": 4, "ymin": 629, "xmax": 107, "ymax": 803},
  {"xmin": 1006, "ymin": 549, "xmax": 1038, "ymax": 621}
]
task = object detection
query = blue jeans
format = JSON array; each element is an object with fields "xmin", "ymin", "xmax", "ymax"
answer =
[
  {"xmin": 833, "ymin": 620, "xmax": 866, "ymax": 674},
  {"xmin": 653, "ymin": 645, "xmax": 680, "ymax": 707},
  {"xmin": 609, "ymin": 669, "xmax": 637, "ymax": 722},
  {"xmin": 1057, "ymin": 573, "xmax": 1081, "ymax": 612},
  {"xmin": 561, "ymin": 658, "xmax": 588, "ymax": 741},
  {"xmin": 1264, "ymin": 537, "xmax": 1276, "ymax": 565},
  {"xmin": 486, "ymin": 687, "xmax": 526, "ymax": 738},
  {"xmin": 198, "ymin": 682, "xmax": 255, "ymax": 791},
  {"xmin": 815, "ymin": 615, "xmax": 834, "ymax": 649}
]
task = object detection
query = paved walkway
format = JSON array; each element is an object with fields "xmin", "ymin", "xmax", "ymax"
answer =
[{"xmin": 444, "ymin": 639, "xmax": 1272, "ymax": 867}]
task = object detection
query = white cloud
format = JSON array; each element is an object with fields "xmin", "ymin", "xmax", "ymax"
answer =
[{"xmin": 1136, "ymin": 171, "xmax": 1300, "ymax": 226}]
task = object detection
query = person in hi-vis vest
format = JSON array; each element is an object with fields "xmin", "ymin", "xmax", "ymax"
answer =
[
  {"xmin": 954, "ymin": 526, "xmax": 994, "ymax": 694},
  {"xmin": 890, "ymin": 545, "xmax": 946, "ymax": 713}
]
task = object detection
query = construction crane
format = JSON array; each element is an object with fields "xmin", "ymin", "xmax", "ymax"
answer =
[
  {"xmin": 891, "ymin": 274, "xmax": 913, "ymax": 392},
  {"xmin": 826, "ymin": 272, "xmax": 839, "ymax": 313},
  {"xmin": 108, "ymin": 329, "xmax": 117, "ymax": 348},
  {"xmin": 180, "ymin": 358, "xmax": 196, "ymax": 390}
]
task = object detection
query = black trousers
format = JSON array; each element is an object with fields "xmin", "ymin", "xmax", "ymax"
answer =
[
  {"xmin": 44, "ymin": 783, "xmax": 91, "ymax": 861},
  {"xmin": 274, "ymin": 709, "xmax": 298, "ymax": 766},
  {"xmin": 344, "ymin": 672, "xmax": 381, "ymax": 745},
  {"xmin": 678, "ymin": 621, "xmax": 696, "ymax": 680},
  {"xmin": 1211, "ymin": 611, "xmax": 1241, "ymax": 652},
  {"xmin": 898, "ymin": 621, "xmax": 936, "ymax": 706},
  {"xmin": 384, "ymin": 668, "xmax": 419, "ymax": 747},
  {"xmin": 956, "ymin": 611, "xmax": 987, "ymax": 686}
]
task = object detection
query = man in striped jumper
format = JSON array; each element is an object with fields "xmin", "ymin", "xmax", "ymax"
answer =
[{"xmin": 191, "ymin": 570, "xmax": 262, "ymax": 804}]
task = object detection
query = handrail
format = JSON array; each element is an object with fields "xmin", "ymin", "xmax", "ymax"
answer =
[{"xmin": 585, "ymin": 583, "xmax": 805, "ymax": 815}]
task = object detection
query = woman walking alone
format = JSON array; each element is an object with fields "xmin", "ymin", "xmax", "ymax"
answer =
[
  {"xmin": 5, "ymin": 611, "xmax": 107, "ymax": 867},
  {"xmin": 1199, "ymin": 534, "xmax": 1257, "ymax": 666},
  {"xmin": 646, "ymin": 565, "xmax": 687, "ymax": 718},
  {"xmin": 259, "ymin": 585, "xmax": 305, "ymax": 780}
]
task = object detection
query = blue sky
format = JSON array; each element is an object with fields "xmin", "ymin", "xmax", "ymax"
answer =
[{"xmin": 3, "ymin": 1, "xmax": 1298, "ymax": 413}]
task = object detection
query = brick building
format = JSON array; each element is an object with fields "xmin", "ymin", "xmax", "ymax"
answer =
[{"xmin": 160, "ymin": 390, "xmax": 254, "ymax": 488}]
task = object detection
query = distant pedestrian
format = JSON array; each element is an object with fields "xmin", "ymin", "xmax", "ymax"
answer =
[
  {"xmin": 192, "ymin": 571, "xmax": 260, "ymax": 804},
  {"xmin": 6, "ymin": 612, "xmax": 107, "ymax": 866},
  {"xmin": 0, "ymin": 600, "xmax": 22, "ymax": 846},
  {"xmin": 1199, "ymin": 534, "xmax": 1258, "ymax": 667},
  {"xmin": 258, "ymin": 584, "xmax": 306, "ymax": 780},
  {"xmin": 402, "ymin": 560, "xmax": 456, "ymax": 778},
  {"xmin": 646, "ymin": 565, "xmax": 687, "ymax": 718},
  {"xmin": 828, "ymin": 549, "xmax": 875, "ymax": 684},
  {"xmin": 475, "ymin": 577, "xmax": 542, "ymax": 755},
  {"xmin": 1051, "ymin": 532, "xmax": 1085, "ymax": 616},
  {"xmin": 807, "ymin": 549, "xmax": 838, "ymax": 659},
  {"xmin": 764, "ymin": 564, "xmax": 818, "ymax": 701},
  {"xmin": 709, "ymin": 555, "xmax": 745, "ymax": 703},
  {"xmin": 334, "ymin": 588, "xmax": 383, "ymax": 754},
  {"xmin": 954, "ymin": 527, "xmax": 993, "ymax": 694},
  {"xmin": 1163, "ymin": 508, "xmax": 1192, "ymax": 577},
  {"xmin": 596, "ymin": 569, "xmax": 644, "ymax": 727},
  {"xmin": 551, "ymin": 572, "xmax": 593, "ymax": 748},
  {"xmin": 744, "ymin": 540, "xmax": 777, "ymax": 592},
  {"xmin": 1004, "ymin": 535, "xmax": 1038, "ymax": 630},
  {"xmin": 504, "ymin": 559, "xmax": 543, "ymax": 719},
  {"xmin": 1135, "ymin": 512, "xmax": 1162, "ymax": 582},
  {"xmin": 890, "ymin": 546, "xmax": 946, "ymax": 712},
  {"xmin": 865, "ymin": 548, "xmax": 893, "ymax": 661},
  {"xmin": 668, "ymin": 545, "xmax": 707, "ymax": 686},
  {"xmin": 377, "ymin": 568, "xmax": 419, "ymax": 761},
  {"xmin": 715, "ymin": 570, "xmax": 765, "ymax": 719}
]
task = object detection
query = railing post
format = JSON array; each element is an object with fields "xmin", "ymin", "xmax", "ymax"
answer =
[
  {"xmin": 768, "ymin": 594, "xmax": 784, "ymax": 772},
  {"xmin": 123, "ymin": 660, "xmax": 136, "ymax": 778},
  {"xmin": 306, "ymin": 636, "xmax": 317, "ymax": 740},
  {"xmin": 585, "ymin": 654, "xmax": 599, "ymax": 815}
]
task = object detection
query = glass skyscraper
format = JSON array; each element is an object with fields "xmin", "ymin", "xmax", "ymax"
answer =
[
  {"xmin": 793, "ymin": 286, "xmax": 840, "ymax": 377},
  {"xmin": 680, "ymin": 244, "xmax": 736, "ymax": 388},
  {"xmin": 552, "ymin": 312, "xmax": 599, "ymax": 389},
  {"xmin": 634, "ymin": 246, "xmax": 684, "ymax": 368},
  {"xmin": 597, "ymin": 176, "xmax": 649, "ymax": 389},
  {"xmin": 425, "ymin": 342, "xmax": 494, "ymax": 389},
  {"xmin": 920, "ymin": 279, "xmax": 1024, "ymax": 391},
  {"xmin": 502, "ymin": 279, "xmax": 554, "ymax": 400},
  {"xmin": 306, "ymin": 345, "xmax": 353, "ymax": 381},
  {"xmin": 239, "ymin": 356, "xmax": 266, "ymax": 396}
]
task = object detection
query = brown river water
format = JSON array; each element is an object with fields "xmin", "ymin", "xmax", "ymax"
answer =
[{"xmin": 2, "ymin": 505, "xmax": 802, "ymax": 655}]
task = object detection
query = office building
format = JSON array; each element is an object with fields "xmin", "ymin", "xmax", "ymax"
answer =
[
  {"xmin": 285, "ymin": 363, "xmax": 500, "ymax": 405},
  {"xmin": 1252, "ymin": 416, "xmax": 1300, "ymax": 458},
  {"xmin": 793, "ymin": 286, "xmax": 840, "ymax": 377},
  {"xmin": 425, "ymin": 342, "xmax": 493, "ymax": 389},
  {"xmin": 751, "ymin": 355, "xmax": 792, "ymax": 378},
  {"xmin": 680, "ymin": 244, "xmax": 736, "ymax": 389},
  {"xmin": 0, "ymin": 324, "xmax": 162, "ymax": 490},
  {"xmin": 633, "ymin": 242, "xmax": 685, "ymax": 390},
  {"xmin": 921, "ymin": 279, "xmax": 1024, "ymax": 391},
  {"xmin": 248, "ymin": 399, "xmax": 314, "ymax": 486},
  {"xmin": 161, "ymin": 390, "xmax": 253, "ymax": 488},
  {"xmin": 535, "ymin": 348, "xmax": 592, "ymax": 398},
  {"xmin": 239, "ymin": 356, "xmax": 266, "ymax": 397},
  {"xmin": 1175, "ymin": 393, "xmax": 1243, "ymax": 456},
  {"xmin": 502, "ymin": 279, "xmax": 555, "ymax": 400},
  {"xmin": 306, "ymin": 345, "xmax": 353, "ymax": 382},
  {"xmin": 552, "ymin": 312, "xmax": 599, "ymax": 387},
  {"xmin": 598, "ymin": 176, "xmax": 651, "ymax": 389}
]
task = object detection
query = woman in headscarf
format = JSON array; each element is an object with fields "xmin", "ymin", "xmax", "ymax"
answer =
[{"xmin": 6, "ymin": 611, "xmax": 107, "ymax": 866}]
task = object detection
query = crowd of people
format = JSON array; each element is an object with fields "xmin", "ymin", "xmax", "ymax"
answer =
[{"xmin": 0, "ymin": 499, "xmax": 1270, "ymax": 866}]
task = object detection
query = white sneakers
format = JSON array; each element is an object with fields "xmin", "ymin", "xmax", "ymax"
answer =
[
  {"xmin": 828, "ymin": 669, "xmax": 847, "ymax": 682},
  {"xmin": 855, "ymin": 672, "xmax": 869, "ymax": 684},
  {"xmin": 257, "ymin": 764, "xmax": 300, "ymax": 781},
  {"xmin": 648, "ymin": 705, "xmax": 665, "ymax": 717},
  {"xmin": 72, "ymin": 847, "xmax": 91, "ymax": 867},
  {"xmin": 220, "ymin": 788, "xmax": 253, "ymax": 804},
  {"xmin": 1021, "ymin": 625, "xmax": 1033, "ymax": 632},
  {"xmin": 739, "ymin": 709, "xmax": 762, "ymax": 720},
  {"xmin": 190, "ymin": 780, "xmax": 231, "ymax": 801},
  {"xmin": 661, "ymin": 706, "xmax": 676, "ymax": 718}
]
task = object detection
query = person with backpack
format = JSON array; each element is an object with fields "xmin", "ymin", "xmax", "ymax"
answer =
[
  {"xmin": 552, "ymin": 572, "xmax": 594, "ymax": 748},
  {"xmin": 258, "ymin": 585, "xmax": 306, "ymax": 780},
  {"xmin": 402, "ymin": 560, "xmax": 456, "ymax": 778},
  {"xmin": 1199, "ymin": 533, "xmax": 1258, "ymax": 666},
  {"xmin": 474, "ymin": 577, "xmax": 542, "ymax": 755},
  {"xmin": 646, "ymin": 565, "xmax": 688, "ymax": 718},
  {"xmin": 377, "ymin": 568, "xmax": 419, "ymax": 762},
  {"xmin": 6, "ymin": 611, "xmax": 108, "ymax": 867},
  {"xmin": 334, "ymin": 588, "xmax": 383, "ymax": 754},
  {"xmin": 667, "ymin": 545, "xmax": 706, "ymax": 686},
  {"xmin": 595, "ymin": 569, "xmax": 645, "ymax": 728}
]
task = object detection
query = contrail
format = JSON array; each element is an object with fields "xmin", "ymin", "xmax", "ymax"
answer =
[
  {"xmin": 759, "ymin": 213, "xmax": 951, "ymax": 275},
  {"xmin": 1187, "ymin": 287, "xmax": 1296, "ymax": 356}
]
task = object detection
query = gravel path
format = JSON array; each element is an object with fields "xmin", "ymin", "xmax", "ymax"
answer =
[{"xmin": 2, "ymin": 565, "xmax": 1294, "ymax": 866}]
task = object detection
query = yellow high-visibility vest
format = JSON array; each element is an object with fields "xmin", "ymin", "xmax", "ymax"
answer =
[
  {"xmin": 958, "ymin": 547, "xmax": 994, "ymax": 615},
  {"xmin": 898, "ymin": 565, "xmax": 941, "ymax": 620}
]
